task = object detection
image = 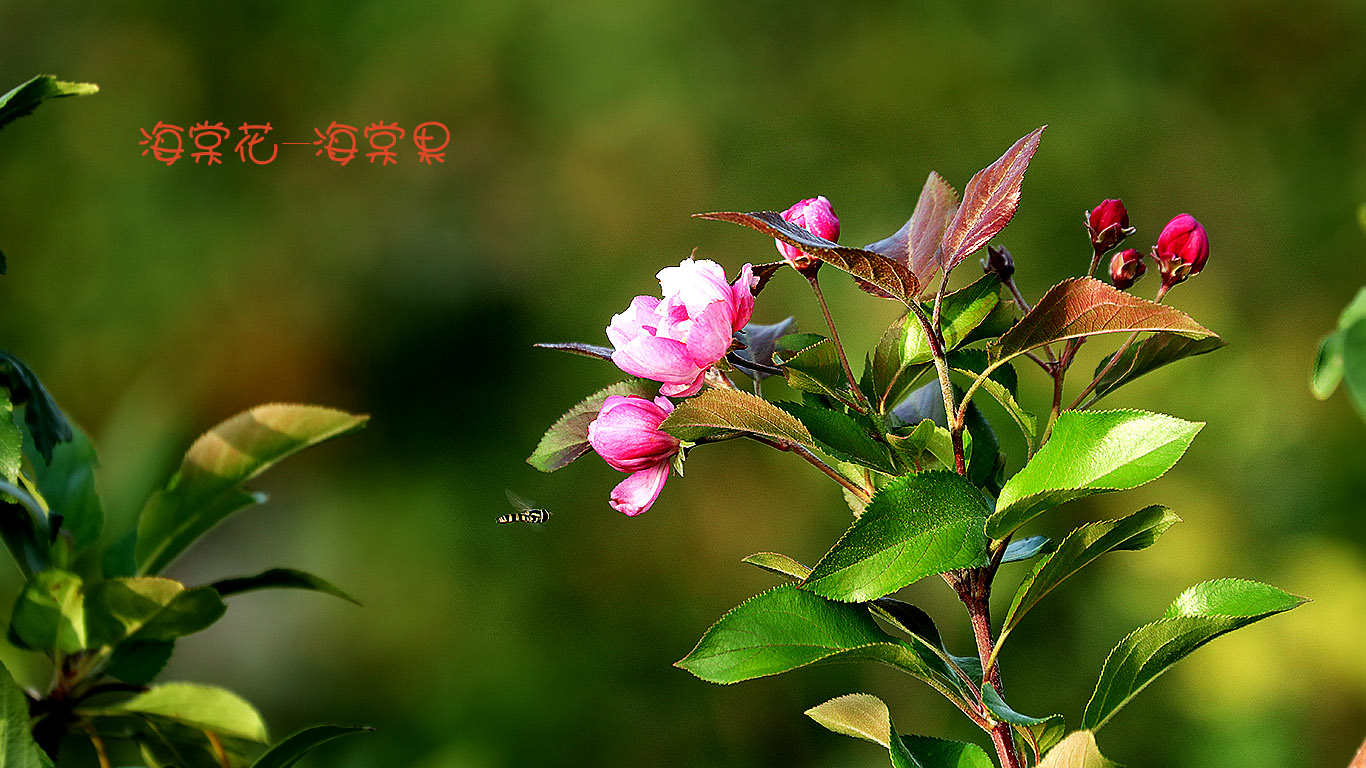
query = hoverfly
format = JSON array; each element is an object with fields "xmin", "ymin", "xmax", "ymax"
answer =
[{"xmin": 498, "ymin": 490, "xmax": 552, "ymax": 525}]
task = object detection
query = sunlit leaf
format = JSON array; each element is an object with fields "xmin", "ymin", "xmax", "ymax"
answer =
[
  {"xmin": 1037, "ymin": 731, "xmax": 1118, "ymax": 768},
  {"xmin": 1090, "ymin": 333, "xmax": 1226, "ymax": 404},
  {"xmin": 775, "ymin": 337, "xmax": 853, "ymax": 402},
  {"xmin": 0, "ymin": 390, "xmax": 18, "ymax": 485},
  {"xmin": 862, "ymin": 171, "xmax": 961, "ymax": 294},
  {"xmin": 805, "ymin": 693, "xmax": 896, "ymax": 750},
  {"xmin": 528, "ymin": 380, "xmax": 655, "ymax": 472},
  {"xmin": 84, "ymin": 578, "xmax": 225, "ymax": 647},
  {"xmin": 660, "ymin": 388, "xmax": 813, "ymax": 446},
  {"xmin": 1082, "ymin": 579, "xmax": 1306, "ymax": 731},
  {"xmin": 952, "ymin": 366, "xmax": 1035, "ymax": 447},
  {"xmin": 940, "ymin": 127, "xmax": 1045, "ymax": 270},
  {"xmin": 0, "ymin": 74, "xmax": 98, "ymax": 133},
  {"xmin": 741, "ymin": 551, "xmax": 811, "ymax": 581},
  {"xmin": 903, "ymin": 275, "xmax": 1002, "ymax": 365},
  {"xmin": 81, "ymin": 683, "xmax": 269, "ymax": 743},
  {"xmin": 136, "ymin": 405, "xmax": 368, "ymax": 575},
  {"xmin": 0, "ymin": 661, "xmax": 53, "ymax": 768},
  {"xmin": 10, "ymin": 569, "xmax": 86, "ymax": 652}
]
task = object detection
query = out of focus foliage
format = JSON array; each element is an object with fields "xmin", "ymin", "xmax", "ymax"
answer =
[{"xmin": 1, "ymin": 2, "xmax": 1364, "ymax": 767}]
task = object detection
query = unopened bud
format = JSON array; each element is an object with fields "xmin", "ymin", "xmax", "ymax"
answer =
[
  {"xmin": 1109, "ymin": 248, "xmax": 1147, "ymax": 290},
  {"xmin": 983, "ymin": 245, "xmax": 1015, "ymax": 280},
  {"xmin": 776, "ymin": 196, "xmax": 839, "ymax": 275},
  {"xmin": 1154, "ymin": 213, "xmax": 1209, "ymax": 289},
  {"xmin": 1086, "ymin": 198, "xmax": 1134, "ymax": 252}
]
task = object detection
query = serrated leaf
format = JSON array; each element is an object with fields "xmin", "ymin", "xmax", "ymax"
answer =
[
  {"xmin": 988, "ymin": 410, "xmax": 1202, "ymax": 540},
  {"xmin": 695, "ymin": 211, "xmax": 921, "ymax": 302},
  {"xmin": 81, "ymin": 683, "xmax": 269, "ymax": 743},
  {"xmin": 0, "ymin": 391, "xmax": 19, "ymax": 484},
  {"xmin": 981, "ymin": 684, "xmax": 1049, "ymax": 727},
  {"xmin": 11, "ymin": 569, "xmax": 86, "ymax": 652},
  {"xmin": 135, "ymin": 404, "xmax": 369, "ymax": 575},
  {"xmin": 0, "ymin": 350, "xmax": 73, "ymax": 464},
  {"xmin": 999, "ymin": 507, "xmax": 1179, "ymax": 650},
  {"xmin": 903, "ymin": 275, "xmax": 1002, "ymax": 365},
  {"xmin": 1082, "ymin": 579, "xmax": 1306, "ymax": 731},
  {"xmin": 106, "ymin": 640, "xmax": 175, "ymax": 686},
  {"xmin": 84, "ymin": 578, "xmax": 225, "ymax": 647},
  {"xmin": 249, "ymin": 724, "xmax": 374, "ymax": 768},
  {"xmin": 940, "ymin": 127, "xmax": 1045, "ymax": 270},
  {"xmin": 675, "ymin": 584, "xmax": 958, "ymax": 699},
  {"xmin": 1037, "ymin": 731, "xmax": 1118, "ymax": 768},
  {"xmin": 802, "ymin": 471, "xmax": 990, "ymax": 602},
  {"xmin": 899, "ymin": 735, "xmax": 996, "ymax": 768},
  {"xmin": 1001, "ymin": 534, "xmax": 1052, "ymax": 563},
  {"xmin": 775, "ymin": 402, "xmax": 897, "ymax": 475},
  {"xmin": 210, "ymin": 567, "xmax": 359, "ymax": 605},
  {"xmin": 776, "ymin": 337, "xmax": 853, "ymax": 402},
  {"xmin": 31, "ymin": 424, "xmax": 103, "ymax": 551},
  {"xmin": 805, "ymin": 693, "xmax": 895, "ymax": 749},
  {"xmin": 660, "ymin": 388, "xmax": 813, "ymax": 446},
  {"xmin": 990, "ymin": 278, "xmax": 1216, "ymax": 365},
  {"xmin": 0, "ymin": 661, "xmax": 54, "ymax": 768},
  {"xmin": 527, "ymin": 380, "xmax": 655, "ymax": 471},
  {"xmin": 532, "ymin": 341, "xmax": 614, "ymax": 361},
  {"xmin": 866, "ymin": 315, "xmax": 910, "ymax": 409},
  {"xmin": 741, "ymin": 552, "xmax": 812, "ymax": 581},
  {"xmin": 862, "ymin": 171, "xmax": 961, "ymax": 295},
  {"xmin": 952, "ymin": 367, "xmax": 1035, "ymax": 448},
  {"xmin": 1091, "ymin": 333, "xmax": 1226, "ymax": 404},
  {"xmin": 732, "ymin": 317, "xmax": 797, "ymax": 381},
  {"xmin": 0, "ymin": 74, "xmax": 98, "ymax": 133}
]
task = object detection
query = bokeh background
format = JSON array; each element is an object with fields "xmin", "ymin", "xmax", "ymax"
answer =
[{"xmin": 2, "ymin": 1, "xmax": 1365, "ymax": 766}]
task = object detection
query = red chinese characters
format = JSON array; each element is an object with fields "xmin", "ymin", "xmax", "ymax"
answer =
[{"xmin": 139, "ymin": 121, "xmax": 451, "ymax": 167}]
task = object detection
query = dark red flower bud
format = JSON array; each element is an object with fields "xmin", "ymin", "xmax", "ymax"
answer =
[
  {"xmin": 1109, "ymin": 248, "xmax": 1147, "ymax": 290},
  {"xmin": 1154, "ymin": 213, "xmax": 1209, "ymax": 288},
  {"xmin": 983, "ymin": 244, "xmax": 1015, "ymax": 280},
  {"xmin": 1086, "ymin": 198, "xmax": 1133, "ymax": 252}
]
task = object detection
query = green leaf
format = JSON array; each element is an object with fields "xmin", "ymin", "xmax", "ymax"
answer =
[
  {"xmin": 1341, "ymin": 316, "xmax": 1366, "ymax": 421},
  {"xmin": 804, "ymin": 694, "xmax": 994, "ymax": 768},
  {"xmin": 1082, "ymin": 579, "xmax": 1306, "ymax": 731},
  {"xmin": 939, "ymin": 127, "xmax": 1045, "ymax": 271},
  {"xmin": 866, "ymin": 315, "xmax": 910, "ymax": 409},
  {"xmin": 740, "ymin": 552, "xmax": 811, "ymax": 581},
  {"xmin": 695, "ymin": 211, "xmax": 923, "ymax": 302},
  {"xmin": 0, "ymin": 391, "xmax": 19, "ymax": 484},
  {"xmin": 675, "ymin": 584, "xmax": 956, "ymax": 699},
  {"xmin": 0, "ymin": 661, "xmax": 54, "ymax": 768},
  {"xmin": 659, "ymin": 388, "xmax": 813, "ymax": 446},
  {"xmin": 31, "ymin": 424, "xmax": 103, "ymax": 551},
  {"xmin": 902, "ymin": 275, "xmax": 1002, "ymax": 365},
  {"xmin": 802, "ymin": 471, "xmax": 990, "ymax": 602},
  {"xmin": 863, "ymin": 171, "xmax": 961, "ymax": 293},
  {"xmin": 527, "ymin": 380, "xmax": 655, "ymax": 472},
  {"xmin": 981, "ymin": 684, "xmax": 1048, "ymax": 726},
  {"xmin": 0, "ymin": 350, "xmax": 73, "ymax": 464},
  {"xmin": 135, "ymin": 404, "xmax": 368, "ymax": 575},
  {"xmin": 999, "ymin": 507, "xmax": 1180, "ymax": 648},
  {"xmin": 988, "ymin": 410, "xmax": 1202, "ymax": 540},
  {"xmin": 776, "ymin": 338, "xmax": 853, "ymax": 403},
  {"xmin": 0, "ymin": 479, "xmax": 51, "ymax": 577},
  {"xmin": 210, "ymin": 567, "xmax": 359, "ymax": 605},
  {"xmin": 1037, "ymin": 731, "xmax": 1118, "ymax": 768},
  {"xmin": 733, "ymin": 317, "xmax": 797, "ymax": 382},
  {"xmin": 989, "ymin": 278, "xmax": 1216, "ymax": 365},
  {"xmin": 1090, "ymin": 333, "xmax": 1227, "ymax": 404},
  {"xmin": 11, "ymin": 569, "xmax": 86, "ymax": 652},
  {"xmin": 774, "ymin": 402, "xmax": 897, "ymax": 475},
  {"xmin": 84, "ymin": 578, "xmax": 225, "ymax": 647},
  {"xmin": 106, "ymin": 640, "xmax": 175, "ymax": 686},
  {"xmin": 0, "ymin": 75, "xmax": 98, "ymax": 132},
  {"xmin": 953, "ymin": 367, "xmax": 1035, "ymax": 448},
  {"xmin": 81, "ymin": 683, "xmax": 269, "ymax": 743},
  {"xmin": 898, "ymin": 734, "xmax": 995, "ymax": 768},
  {"xmin": 249, "ymin": 724, "xmax": 374, "ymax": 768}
]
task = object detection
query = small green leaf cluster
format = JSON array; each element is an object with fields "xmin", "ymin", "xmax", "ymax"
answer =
[
  {"xmin": 531, "ymin": 128, "xmax": 1307, "ymax": 767},
  {"xmin": 2, "ymin": 75, "xmax": 371, "ymax": 768}
]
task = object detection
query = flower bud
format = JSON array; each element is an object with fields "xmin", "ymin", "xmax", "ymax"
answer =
[
  {"xmin": 1086, "ymin": 198, "xmax": 1133, "ymax": 252},
  {"xmin": 776, "ymin": 196, "xmax": 839, "ymax": 273},
  {"xmin": 588, "ymin": 395, "xmax": 682, "ymax": 516},
  {"xmin": 1108, "ymin": 248, "xmax": 1147, "ymax": 290},
  {"xmin": 983, "ymin": 244, "xmax": 1015, "ymax": 280},
  {"xmin": 1153, "ymin": 213, "xmax": 1209, "ymax": 288}
]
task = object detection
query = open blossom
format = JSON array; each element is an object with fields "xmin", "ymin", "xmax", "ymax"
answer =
[
  {"xmin": 588, "ymin": 395, "xmax": 681, "ymax": 516},
  {"xmin": 776, "ymin": 196, "xmax": 840, "ymax": 271},
  {"xmin": 1154, "ymin": 213, "xmax": 1210, "ymax": 288},
  {"xmin": 607, "ymin": 257, "xmax": 758, "ymax": 397}
]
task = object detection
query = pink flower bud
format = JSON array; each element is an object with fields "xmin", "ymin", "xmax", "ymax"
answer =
[
  {"xmin": 1086, "ymin": 198, "xmax": 1132, "ymax": 252},
  {"xmin": 1154, "ymin": 213, "xmax": 1209, "ymax": 288},
  {"xmin": 1109, "ymin": 248, "xmax": 1147, "ymax": 290},
  {"xmin": 776, "ymin": 196, "xmax": 840, "ymax": 272},
  {"xmin": 588, "ymin": 395, "xmax": 681, "ymax": 516},
  {"xmin": 607, "ymin": 258, "xmax": 759, "ymax": 397}
]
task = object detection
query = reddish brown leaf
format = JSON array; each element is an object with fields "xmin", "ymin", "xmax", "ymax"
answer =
[
  {"xmin": 696, "ymin": 211, "xmax": 921, "ymax": 303},
  {"xmin": 863, "ymin": 172, "xmax": 960, "ymax": 297},
  {"xmin": 940, "ymin": 126, "xmax": 1046, "ymax": 271},
  {"xmin": 990, "ymin": 277, "xmax": 1217, "ymax": 363},
  {"xmin": 744, "ymin": 261, "xmax": 785, "ymax": 298}
]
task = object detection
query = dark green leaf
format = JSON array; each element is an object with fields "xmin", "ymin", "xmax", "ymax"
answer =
[
  {"xmin": 940, "ymin": 127, "xmax": 1045, "ymax": 271},
  {"xmin": 0, "ymin": 661, "xmax": 54, "ymax": 768},
  {"xmin": 803, "ymin": 471, "xmax": 990, "ymax": 602},
  {"xmin": 210, "ymin": 567, "xmax": 359, "ymax": 605},
  {"xmin": 902, "ymin": 275, "xmax": 1002, "ymax": 365},
  {"xmin": 775, "ymin": 338, "xmax": 852, "ymax": 403},
  {"xmin": 694, "ymin": 211, "xmax": 922, "ymax": 302},
  {"xmin": 11, "ymin": 569, "xmax": 86, "ymax": 652},
  {"xmin": 899, "ymin": 734, "xmax": 995, "ymax": 768},
  {"xmin": 774, "ymin": 402, "xmax": 897, "ymax": 475},
  {"xmin": 527, "ymin": 381, "xmax": 655, "ymax": 472},
  {"xmin": 0, "ymin": 350, "xmax": 73, "ymax": 464},
  {"xmin": 0, "ymin": 479, "xmax": 51, "ymax": 577},
  {"xmin": 866, "ymin": 315, "xmax": 909, "ymax": 409},
  {"xmin": 1341, "ymin": 317, "xmax": 1366, "ymax": 421},
  {"xmin": 988, "ymin": 410, "xmax": 1202, "ymax": 540},
  {"xmin": 1001, "ymin": 535, "xmax": 1052, "ymax": 563},
  {"xmin": 953, "ymin": 367, "xmax": 1035, "ymax": 448},
  {"xmin": 31, "ymin": 424, "xmax": 103, "ymax": 551},
  {"xmin": 981, "ymin": 684, "xmax": 1048, "ymax": 726},
  {"xmin": 1091, "ymin": 333, "xmax": 1227, "ymax": 404},
  {"xmin": 0, "ymin": 75, "xmax": 98, "ymax": 132},
  {"xmin": 0, "ymin": 390, "xmax": 19, "ymax": 484},
  {"xmin": 733, "ymin": 317, "xmax": 797, "ymax": 382},
  {"xmin": 863, "ymin": 171, "xmax": 960, "ymax": 292},
  {"xmin": 133, "ymin": 587, "xmax": 227, "ymax": 641},
  {"xmin": 249, "ymin": 724, "xmax": 374, "ymax": 768},
  {"xmin": 741, "ymin": 552, "xmax": 811, "ymax": 581},
  {"xmin": 81, "ymin": 683, "xmax": 269, "ymax": 743},
  {"xmin": 1082, "ymin": 579, "xmax": 1306, "ymax": 731},
  {"xmin": 989, "ymin": 278, "xmax": 1216, "ymax": 365},
  {"xmin": 532, "ymin": 342, "xmax": 614, "ymax": 361},
  {"xmin": 659, "ymin": 388, "xmax": 813, "ymax": 446},
  {"xmin": 960, "ymin": 297, "xmax": 1018, "ymax": 347},
  {"xmin": 106, "ymin": 640, "xmax": 175, "ymax": 686},
  {"xmin": 1037, "ymin": 731, "xmax": 1118, "ymax": 768},
  {"xmin": 135, "ymin": 404, "xmax": 369, "ymax": 575},
  {"xmin": 84, "ymin": 578, "xmax": 224, "ymax": 647},
  {"xmin": 962, "ymin": 396, "xmax": 1000, "ymax": 490}
]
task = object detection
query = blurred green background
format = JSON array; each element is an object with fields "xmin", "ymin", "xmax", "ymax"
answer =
[{"xmin": 2, "ymin": 1, "xmax": 1364, "ymax": 766}]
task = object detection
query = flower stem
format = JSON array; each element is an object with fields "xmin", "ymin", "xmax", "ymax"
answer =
[
  {"xmin": 906, "ymin": 300, "xmax": 966, "ymax": 474},
  {"xmin": 807, "ymin": 273, "xmax": 871, "ymax": 413},
  {"xmin": 747, "ymin": 435, "xmax": 872, "ymax": 505},
  {"xmin": 84, "ymin": 724, "xmax": 112, "ymax": 768},
  {"xmin": 1068, "ymin": 284, "xmax": 1170, "ymax": 410}
]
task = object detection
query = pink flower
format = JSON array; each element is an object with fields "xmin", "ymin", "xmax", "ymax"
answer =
[
  {"xmin": 588, "ymin": 395, "xmax": 682, "ymax": 516},
  {"xmin": 607, "ymin": 257, "xmax": 758, "ymax": 397},
  {"xmin": 1154, "ymin": 213, "xmax": 1210, "ymax": 288},
  {"xmin": 1109, "ymin": 248, "xmax": 1147, "ymax": 290},
  {"xmin": 776, "ymin": 196, "xmax": 840, "ymax": 271},
  {"xmin": 1087, "ymin": 198, "xmax": 1131, "ymax": 251}
]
